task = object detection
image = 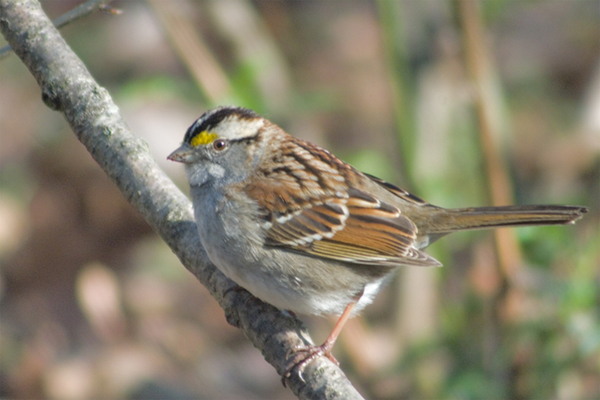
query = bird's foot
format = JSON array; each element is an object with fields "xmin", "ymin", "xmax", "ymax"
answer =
[{"xmin": 282, "ymin": 343, "xmax": 338, "ymax": 386}]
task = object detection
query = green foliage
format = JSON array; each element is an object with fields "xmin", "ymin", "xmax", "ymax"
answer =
[
  {"xmin": 342, "ymin": 148, "xmax": 395, "ymax": 183},
  {"xmin": 117, "ymin": 75, "xmax": 204, "ymax": 104},
  {"xmin": 229, "ymin": 60, "xmax": 267, "ymax": 113}
]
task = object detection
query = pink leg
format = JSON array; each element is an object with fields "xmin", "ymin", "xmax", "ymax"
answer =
[{"xmin": 283, "ymin": 301, "xmax": 357, "ymax": 385}]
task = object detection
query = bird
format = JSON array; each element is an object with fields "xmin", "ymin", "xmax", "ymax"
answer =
[{"xmin": 168, "ymin": 105, "xmax": 587, "ymax": 381}]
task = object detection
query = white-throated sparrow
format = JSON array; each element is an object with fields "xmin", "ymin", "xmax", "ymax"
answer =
[{"xmin": 168, "ymin": 106, "xmax": 587, "ymax": 381}]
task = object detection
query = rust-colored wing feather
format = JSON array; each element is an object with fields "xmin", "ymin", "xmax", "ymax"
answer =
[{"xmin": 244, "ymin": 136, "xmax": 441, "ymax": 268}]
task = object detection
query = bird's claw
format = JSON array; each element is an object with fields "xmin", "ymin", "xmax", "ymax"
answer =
[{"xmin": 281, "ymin": 344, "xmax": 339, "ymax": 387}]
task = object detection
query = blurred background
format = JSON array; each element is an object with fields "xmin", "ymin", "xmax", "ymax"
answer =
[{"xmin": 0, "ymin": 0, "xmax": 598, "ymax": 399}]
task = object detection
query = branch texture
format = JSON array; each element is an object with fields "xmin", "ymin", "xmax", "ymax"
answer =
[
  {"xmin": 0, "ymin": 0, "xmax": 115, "ymax": 59},
  {"xmin": 0, "ymin": 1, "xmax": 364, "ymax": 399}
]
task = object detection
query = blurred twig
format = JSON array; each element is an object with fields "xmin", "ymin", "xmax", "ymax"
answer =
[
  {"xmin": 458, "ymin": 0, "xmax": 524, "ymax": 395},
  {"xmin": 147, "ymin": 0, "xmax": 233, "ymax": 104},
  {"xmin": 376, "ymin": 0, "xmax": 417, "ymax": 191},
  {"xmin": 0, "ymin": 1, "xmax": 365, "ymax": 398},
  {"xmin": 458, "ymin": 0, "xmax": 524, "ymax": 285},
  {"xmin": 205, "ymin": 0, "xmax": 293, "ymax": 116},
  {"xmin": 0, "ymin": 0, "xmax": 116, "ymax": 60}
]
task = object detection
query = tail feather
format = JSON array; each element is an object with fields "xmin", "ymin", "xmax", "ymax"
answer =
[{"xmin": 424, "ymin": 205, "xmax": 588, "ymax": 234}]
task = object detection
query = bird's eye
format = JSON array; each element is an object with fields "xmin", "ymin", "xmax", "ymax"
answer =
[{"xmin": 212, "ymin": 139, "xmax": 228, "ymax": 151}]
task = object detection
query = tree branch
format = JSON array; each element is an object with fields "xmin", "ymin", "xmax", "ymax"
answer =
[
  {"xmin": 0, "ymin": 0, "xmax": 116, "ymax": 60},
  {"xmin": 0, "ymin": 1, "xmax": 364, "ymax": 399}
]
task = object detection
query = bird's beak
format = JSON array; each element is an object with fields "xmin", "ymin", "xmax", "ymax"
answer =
[{"xmin": 167, "ymin": 144, "xmax": 194, "ymax": 163}]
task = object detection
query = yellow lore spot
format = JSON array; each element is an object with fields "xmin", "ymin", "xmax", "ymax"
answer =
[{"xmin": 190, "ymin": 131, "xmax": 218, "ymax": 147}]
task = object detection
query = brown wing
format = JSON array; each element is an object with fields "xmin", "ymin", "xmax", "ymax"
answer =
[
  {"xmin": 244, "ymin": 136, "xmax": 441, "ymax": 268},
  {"xmin": 306, "ymin": 190, "xmax": 440, "ymax": 266}
]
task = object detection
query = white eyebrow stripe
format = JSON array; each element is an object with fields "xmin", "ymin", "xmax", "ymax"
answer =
[{"xmin": 219, "ymin": 117, "xmax": 265, "ymax": 140}]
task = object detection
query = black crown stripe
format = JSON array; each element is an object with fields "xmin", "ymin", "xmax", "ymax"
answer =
[{"xmin": 184, "ymin": 106, "xmax": 260, "ymax": 144}]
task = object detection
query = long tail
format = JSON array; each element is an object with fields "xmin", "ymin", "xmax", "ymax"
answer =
[{"xmin": 423, "ymin": 205, "xmax": 588, "ymax": 235}]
